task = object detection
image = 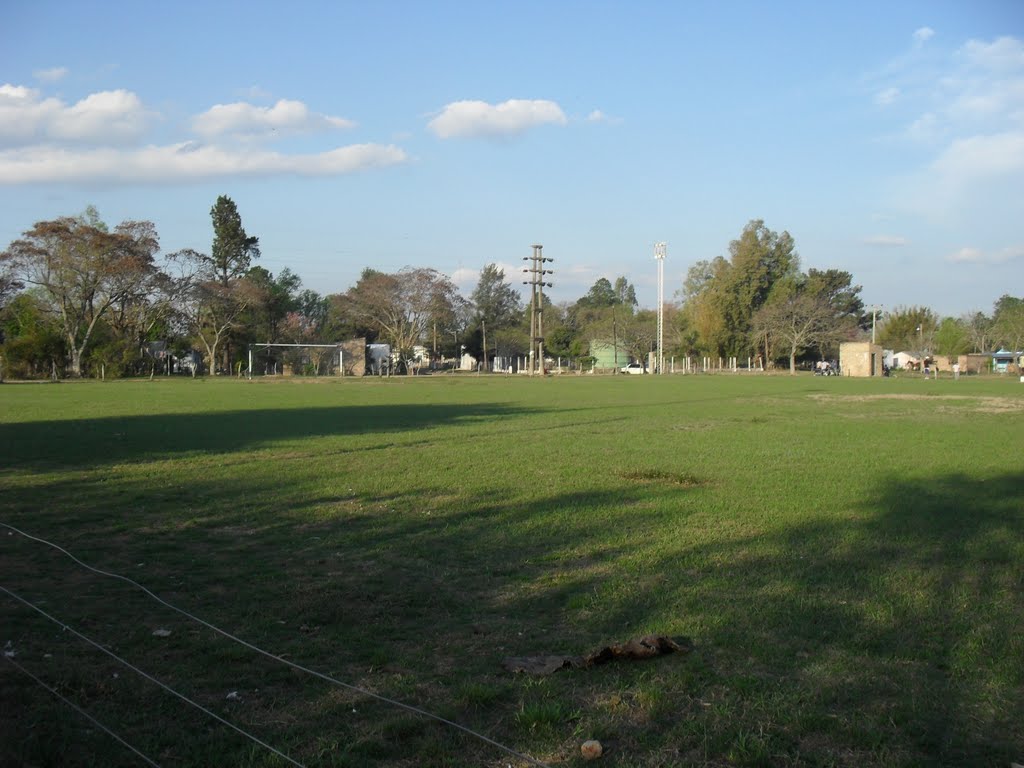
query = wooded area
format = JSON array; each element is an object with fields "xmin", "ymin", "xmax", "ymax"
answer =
[{"xmin": 2, "ymin": 201, "xmax": 1022, "ymax": 379}]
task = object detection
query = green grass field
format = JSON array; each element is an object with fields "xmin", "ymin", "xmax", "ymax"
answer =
[{"xmin": 1, "ymin": 374, "xmax": 1022, "ymax": 767}]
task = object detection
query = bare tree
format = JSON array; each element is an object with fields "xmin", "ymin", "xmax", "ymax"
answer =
[
  {"xmin": 752, "ymin": 291, "xmax": 846, "ymax": 375},
  {"xmin": 1, "ymin": 212, "xmax": 160, "ymax": 376},
  {"xmin": 170, "ymin": 249, "xmax": 259, "ymax": 375},
  {"xmin": 346, "ymin": 267, "xmax": 462, "ymax": 373}
]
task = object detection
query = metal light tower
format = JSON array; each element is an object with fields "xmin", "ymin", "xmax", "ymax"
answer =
[
  {"xmin": 655, "ymin": 242, "xmax": 666, "ymax": 374},
  {"xmin": 523, "ymin": 245, "xmax": 553, "ymax": 375}
]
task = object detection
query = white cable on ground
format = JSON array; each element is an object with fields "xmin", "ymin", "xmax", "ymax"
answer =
[
  {"xmin": 1, "ymin": 523, "xmax": 551, "ymax": 768},
  {"xmin": 1, "ymin": 586, "xmax": 306, "ymax": 768},
  {"xmin": 4, "ymin": 654, "xmax": 163, "ymax": 768}
]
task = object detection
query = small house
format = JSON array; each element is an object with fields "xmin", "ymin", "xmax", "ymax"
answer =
[
  {"xmin": 839, "ymin": 342, "xmax": 884, "ymax": 377},
  {"xmin": 992, "ymin": 349, "xmax": 1022, "ymax": 374},
  {"xmin": 589, "ymin": 340, "xmax": 630, "ymax": 372}
]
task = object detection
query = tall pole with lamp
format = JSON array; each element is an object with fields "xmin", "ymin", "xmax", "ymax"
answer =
[{"xmin": 655, "ymin": 242, "xmax": 666, "ymax": 374}]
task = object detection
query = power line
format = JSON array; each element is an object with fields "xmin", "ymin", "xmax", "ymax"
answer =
[
  {"xmin": 4, "ymin": 654, "xmax": 163, "ymax": 768},
  {"xmin": 2, "ymin": 522, "xmax": 551, "ymax": 768},
  {"xmin": 1, "ymin": 585, "xmax": 306, "ymax": 768}
]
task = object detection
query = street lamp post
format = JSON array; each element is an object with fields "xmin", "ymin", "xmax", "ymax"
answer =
[{"xmin": 868, "ymin": 305, "xmax": 882, "ymax": 344}]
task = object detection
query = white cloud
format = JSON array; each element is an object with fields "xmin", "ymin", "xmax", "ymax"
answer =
[
  {"xmin": 961, "ymin": 36, "xmax": 1024, "ymax": 72},
  {"xmin": 0, "ymin": 84, "xmax": 154, "ymax": 146},
  {"xmin": 875, "ymin": 87, "xmax": 901, "ymax": 106},
  {"xmin": 0, "ymin": 83, "xmax": 407, "ymax": 184},
  {"xmin": 913, "ymin": 27, "xmax": 935, "ymax": 46},
  {"xmin": 872, "ymin": 33, "xmax": 1024, "ymax": 217},
  {"xmin": 863, "ymin": 235, "xmax": 909, "ymax": 247},
  {"xmin": 451, "ymin": 267, "xmax": 480, "ymax": 290},
  {"xmin": 997, "ymin": 245, "xmax": 1024, "ymax": 262},
  {"xmin": 947, "ymin": 245, "xmax": 1024, "ymax": 264},
  {"xmin": 33, "ymin": 67, "xmax": 68, "ymax": 83},
  {"xmin": 948, "ymin": 247, "xmax": 983, "ymax": 262},
  {"xmin": 193, "ymin": 99, "xmax": 354, "ymax": 139},
  {"xmin": 451, "ymin": 261, "xmax": 525, "ymax": 292},
  {"xmin": 0, "ymin": 142, "xmax": 407, "ymax": 184},
  {"xmin": 931, "ymin": 130, "xmax": 1024, "ymax": 179},
  {"xmin": 54, "ymin": 90, "xmax": 154, "ymax": 142},
  {"xmin": 427, "ymin": 99, "xmax": 567, "ymax": 139},
  {"xmin": 585, "ymin": 109, "xmax": 622, "ymax": 125}
]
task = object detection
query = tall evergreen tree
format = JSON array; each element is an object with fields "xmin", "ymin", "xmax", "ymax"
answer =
[{"xmin": 209, "ymin": 195, "xmax": 260, "ymax": 286}]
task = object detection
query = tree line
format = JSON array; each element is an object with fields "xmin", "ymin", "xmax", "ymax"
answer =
[{"xmin": 1, "ymin": 203, "xmax": 1021, "ymax": 379}]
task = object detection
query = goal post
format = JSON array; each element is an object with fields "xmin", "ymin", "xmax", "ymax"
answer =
[{"xmin": 247, "ymin": 342, "xmax": 347, "ymax": 378}]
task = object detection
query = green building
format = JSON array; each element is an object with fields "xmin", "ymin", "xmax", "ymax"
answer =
[{"xmin": 590, "ymin": 340, "xmax": 630, "ymax": 371}]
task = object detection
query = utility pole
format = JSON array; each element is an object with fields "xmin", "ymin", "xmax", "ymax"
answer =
[
  {"xmin": 867, "ymin": 305, "xmax": 882, "ymax": 344},
  {"xmin": 522, "ymin": 244, "xmax": 553, "ymax": 376},
  {"xmin": 655, "ymin": 242, "xmax": 666, "ymax": 374}
]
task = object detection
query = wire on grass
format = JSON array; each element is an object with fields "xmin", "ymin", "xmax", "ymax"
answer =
[
  {"xmin": 1, "ymin": 586, "xmax": 306, "ymax": 768},
  {"xmin": 4, "ymin": 654, "xmax": 163, "ymax": 768},
  {"xmin": 2, "ymin": 522, "xmax": 551, "ymax": 768}
]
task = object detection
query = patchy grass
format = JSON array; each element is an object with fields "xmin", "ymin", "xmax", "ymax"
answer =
[{"xmin": 1, "ymin": 373, "xmax": 1022, "ymax": 767}]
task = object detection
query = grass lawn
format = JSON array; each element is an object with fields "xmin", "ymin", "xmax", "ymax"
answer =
[{"xmin": 1, "ymin": 373, "xmax": 1022, "ymax": 767}]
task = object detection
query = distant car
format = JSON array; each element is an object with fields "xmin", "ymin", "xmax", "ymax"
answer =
[{"xmin": 620, "ymin": 362, "xmax": 646, "ymax": 375}]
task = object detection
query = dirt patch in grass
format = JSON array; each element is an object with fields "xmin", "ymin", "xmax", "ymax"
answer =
[
  {"xmin": 619, "ymin": 469, "xmax": 706, "ymax": 488},
  {"xmin": 808, "ymin": 393, "xmax": 1024, "ymax": 413}
]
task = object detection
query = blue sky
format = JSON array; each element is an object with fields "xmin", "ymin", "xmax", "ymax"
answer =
[{"xmin": 2, "ymin": 0, "xmax": 1021, "ymax": 317}]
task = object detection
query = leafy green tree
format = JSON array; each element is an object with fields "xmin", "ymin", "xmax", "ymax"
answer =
[
  {"xmin": 993, "ymin": 294, "xmax": 1024, "ymax": 319},
  {"xmin": 577, "ymin": 277, "xmax": 618, "ymax": 309},
  {"xmin": 878, "ymin": 306, "xmax": 939, "ymax": 357},
  {"xmin": 679, "ymin": 221, "xmax": 799, "ymax": 358},
  {"xmin": 0, "ymin": 289, "xmax": 68, "ymax": 378},
  {"xmin": 725, "ymin": 221, "xmax": 800, "ymax": 356},
  {"xmin": 209, "ymin": 195, "xmax": 260, "ymax": 286},
  {"xmin": 566, "ymin": 276, "xmax": 641, "ymax": 369},
  {"xmin": 992, "ymin": 295, "xmax": 1024, "ymax": 365},
  {"xmin": 613, "ymin": 276, "xmax": 638, "ymax": 308},
  {"xmin": 243, "ymin": 266, "xmax": 302, "ymax": 343},
  {"xmin": 681, "ymin": 269, "xmax": 729, "ymax": 356},
  {"xmin": 934, "ymin": 317, "xmax": 970, "ymax": 356},
  {"xmin": 294, "ymin": 289, "xmax": 329, "ymax": 336},
  {"xmin": 471, "ymin": 264, "xmax": 522, "ymax": 328},
  {"xmin": 470, "ymin": 264, "xmax": 523, "ymax": 369},
  {"xmin": 804, "ymin": 269, "xmax": 865, "ymax": 326}
]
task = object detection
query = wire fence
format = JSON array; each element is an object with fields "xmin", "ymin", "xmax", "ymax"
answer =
[{"xmin": 1, "ymin": 522, "xmax": 550, "ymax": 768}]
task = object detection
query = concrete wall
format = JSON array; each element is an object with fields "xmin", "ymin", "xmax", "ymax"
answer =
[
  {"xmin": 840, "ymin": 342, "xmax": 884, "ymax": 377},
  {"xmin": 339, "ymin": 337, "xmax": 366, "ymax": 376}
]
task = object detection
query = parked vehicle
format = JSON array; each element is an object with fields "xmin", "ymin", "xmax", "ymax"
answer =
[{"xmin": 620, "ymin": 362, "xmax": 646, "ymax": 375}]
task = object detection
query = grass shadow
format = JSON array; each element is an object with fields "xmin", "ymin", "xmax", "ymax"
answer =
[
  {"xmin": 2, "ymin": 417, "xmax": 1021, "ymax": 766},
  {"xmin": 0, "ymin": 402, "xmax": 529, "ymax": 470}
]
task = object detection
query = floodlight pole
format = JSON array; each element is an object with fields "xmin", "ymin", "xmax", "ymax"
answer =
[{"xmin": 655, "ymin": 242, "xmax": 666, "ymax": 374}]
